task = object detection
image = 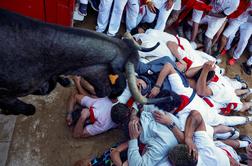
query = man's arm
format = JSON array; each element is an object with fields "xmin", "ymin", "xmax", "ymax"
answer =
[
  {"xmin": 73, "ymin": 108, "xmax": 90, "ymax": 138},
  {"xmin": 185, "ymin": 66, "xmax": 203, "ymax": 78},
  {"xmin": 110, "ymin": 142, "xmax": 129, "ymax": 166},
  {"xmin": 195, "ymin": 61, "xmax": 214, "ymax": 96},
  {"xmin": 149, "ymin": 63, "xmax": 176, "ymax": 98},
  {"xmin": 184, "ymin": 110, "xmax": 206, "ymax": 160},
  {"xmin": 153, "ymin": 111, "xmax": 185, "ymax": 143}
]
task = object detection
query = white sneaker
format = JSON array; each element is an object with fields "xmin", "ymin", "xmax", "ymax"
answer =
[
  {"xmin": 190, "ymin": 41, "xmax": 197, "ymax": 49},
  {"xmin": 73, "ymin": 10, "xmax": 84, "ymax": 21},
  {"xmin": 216, "ymin": 58, "xmax": 222, "ymax": 64}
]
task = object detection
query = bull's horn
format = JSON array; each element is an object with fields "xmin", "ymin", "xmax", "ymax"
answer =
[
  {"xmin": 123, "ymin": 32, "xmax": 160, "ymax": 53},
  {"xmin": 125, "ymin": 61, "xmax": 173, "ymax": 104}
]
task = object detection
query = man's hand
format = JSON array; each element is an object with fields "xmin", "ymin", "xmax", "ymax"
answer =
[
  {"xmin": 202, "ymin": 61, "xmax": 215, "ymax": 72},
  {"xmin": 165, "ymin": 0, "xmax": 174, "ymax": 10},
  {"xmin": 176, "ymin": 60, "xmax": 187, "ymax": 72},
  {"xmin": 149, "ymin": 87, "xmax": 160, "ymax": 98},
  {"xmin": 129, "ymin": 119, "xmax": 141, "ymax": 140},
  {"xmin": 153, "ymin": 111, "xmax": 173, "ymax": 125},
  {"xmin": 185, "ymin": 138, "xmax": 198, "ymax": 161},
  {"xmin": 147, "ymin": 1, "xmax": 157, "ymax": 13}
]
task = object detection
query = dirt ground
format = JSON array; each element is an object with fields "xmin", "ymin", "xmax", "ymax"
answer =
[{"xmin": 6, "ymin": 9, "xmax": 252, "ymax": 166}]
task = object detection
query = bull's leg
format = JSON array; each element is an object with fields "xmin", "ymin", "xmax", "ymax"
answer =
[
  {"xmin": 32, "ymin": 76, "xmax": 71, "ymax": 96},
  {"xmin": 32, "ymin": 79, "xmax": 57, "ymax": 95},
  {"xmin": 0, "ymin": 98, "xmax": 36, "ymax": 115},
  {"xmin": 56, "ymin": 76, "xmax": 71, "ymax": 87}
]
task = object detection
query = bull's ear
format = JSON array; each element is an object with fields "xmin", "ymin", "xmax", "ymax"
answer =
[{"xmin": 109, "ymin": 74, "xmax": 119, "ymax": 85}]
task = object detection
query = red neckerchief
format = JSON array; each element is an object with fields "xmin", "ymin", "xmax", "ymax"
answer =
[
  {"xmin": 89, "ymin": 106, "xmax": 96, "ymax": 124},
  {"xmin": 175, "ymin": 35, "xmax": 185, "ymax": 50},
  {"xmin": 126, "ymin": 97, "xmax": 135, "ymax": 108},
  {"xmin": 220, "ymin": 103, "xmax": 238, "ymax": 115}
]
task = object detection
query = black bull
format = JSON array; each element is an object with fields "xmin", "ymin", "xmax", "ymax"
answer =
[{"xmin": 0, "ymin": 9, "xmax": 166, "ymax": 116}]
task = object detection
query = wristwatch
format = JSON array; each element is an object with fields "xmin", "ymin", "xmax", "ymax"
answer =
[{"xmin": 167, "ymin": 121, "xmax": 176, "ymax": 130}]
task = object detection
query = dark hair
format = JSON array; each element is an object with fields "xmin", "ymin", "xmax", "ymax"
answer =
[
  {"xmin": 192, "ymin": 68, "xmax": 215, "ymax": 82},
  {"xmin": 111, "ymin": 103, "xmax": 130, "ymax": 124},
  {"xmin": 109, "ymin": 74, "xmax": 126, "ymax": 99},
  {"xmin": 154, "ymin": 90, "xmax": 182, "ymax": 112},
  {"xmin": 168, "ymin": 144, "xmax": 198, "ymax": 166},
  {"xmin": 111, "ymin": 103, "xmax": 131, "ymax": 138}
]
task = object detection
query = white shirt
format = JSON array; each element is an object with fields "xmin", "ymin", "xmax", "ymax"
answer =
[
  {"xmin": 128, "ymin": 108, "xmax": 181, "ymax": 166},
  {"xmin": 194, "ymin": 131, "xmax": 230, "ymax": 166},
  {"xmin": 81, "ymin": 96, "xmax": 117, "ymax": 135},
  {"xmin": 208, "ymin": 74, "xmax": 242, "ymax": 105}
]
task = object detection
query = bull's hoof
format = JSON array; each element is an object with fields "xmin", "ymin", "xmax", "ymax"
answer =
[
  {"xmin": 21, "ymin": 104, "xmax": 36, "ymax": 116},
  {"xmin": 57, "ymin": 77, "xmax": 71, "ymax": 87},
  {"xmin": 0, "ymin": 104, "xmax": 35, "ymax": 116}
]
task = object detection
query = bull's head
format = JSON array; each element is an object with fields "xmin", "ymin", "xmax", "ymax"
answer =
[{"xmin": 122, "ymin": 32, "xmax": 173, "ymax": 105}]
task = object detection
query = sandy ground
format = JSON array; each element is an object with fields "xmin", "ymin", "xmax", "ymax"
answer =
[{"xmin": 5, "ymin": 9, "xmax": 252, "ymax": 166}]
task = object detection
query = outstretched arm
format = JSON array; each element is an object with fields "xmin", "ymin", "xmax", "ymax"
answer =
[
  {"xmin": 149, "ymin": 63, "xmax": 177, "ymax": 98},
  {"xmin": 196, "ymin": 61, "xmax": 214, "ymax": 96}
]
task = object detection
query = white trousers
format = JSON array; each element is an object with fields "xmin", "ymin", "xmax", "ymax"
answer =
[
  {"xmin": 96, "ymin": 0, "xmax": 114, "ymax": 33},
  {"xmin": 107, "ymin": 0, "xmax": 128, "ymax": 36},
  {"xmin": 80, "ymin": 0, "xmax": 88, "ymax": 4},
  {"xmin": 137, "ymin": 0, "xmax": 174, "ymax": 31},
  {"xmin": 200, "ymin": 15, "xmax": 226, "ymax": 39}
]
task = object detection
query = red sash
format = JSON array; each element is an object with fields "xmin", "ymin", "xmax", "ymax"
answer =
[
  {"xmin": 174, "ymin": 0, "xmax": 212, "ymax": 27},
  {"xmin": 228, "ymin": 0, "xmax": 251, "ymax": 19},
  {"xmin": 202, "ymin": 97, "xmax": 214, "ymax": 107}
]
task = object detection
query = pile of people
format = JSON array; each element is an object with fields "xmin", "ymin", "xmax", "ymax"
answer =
[{"xmin": 68, "ymin": 0, "xmax": 252, "ymax": 165}]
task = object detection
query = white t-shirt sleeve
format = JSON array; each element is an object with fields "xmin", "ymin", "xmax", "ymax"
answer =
[
  {"xmin": 80, "ymin": 96, "xmax": 96, "ymax": 107},
  {"xmin": 207, "ymin": 83, "xmax": 220, "ymax": 97},
  {"xmin": 85, "ymin": 122, "xmax": 105, "ymax": 135},
  {"xmin": 194, "ymin": 131, "xmax": 230, "ymax": 166},
  {"xmin": 168, "ymin": 73, "xmax": 193, "ymax": 96},
  {"xmin": 223, "ymin": 0, "xmax": 239, "ymax": 16}
]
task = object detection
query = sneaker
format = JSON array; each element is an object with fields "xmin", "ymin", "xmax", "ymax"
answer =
[
  {"xmin": 220, "ymin": 49, "xmax": 227, "ymax": 56},
  {"xmin": 78, "ymin": 3, "xmax": 88, "ymax": 16},
  {"xmin": 228, "ymin": 58, "xmax": 237, "ymax": 65},
  {"xmin": 242, "ymin": 62, "xmax": 252, "ymax": 75},
  {"xmin": 216, "ymin": 58, "xmax": 222, "ymax": 64},
  {"xmin": 233, "ymin": 74, "xmax": 248, "ymax": 89},
  {"xmin": 239, "ymin": 153, "xmax": 248, "ymax": 165},
  {"xmin": 88, "ymin": 0, "xmax": 99, "ymax": 12},
  {"xmin": 240, "ymin": 135, "xmax": 252, "ymax": 144},
  {"xmin": 190, "ymin": 41, "xmax": 197, "ymax": 49},
  {"xmin": 229, "ymin": 128, "xmax": 240, "ymax": 140}
]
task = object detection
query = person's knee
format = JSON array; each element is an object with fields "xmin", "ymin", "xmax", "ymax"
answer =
[{"xmin": 189, "ymin": 110, "xmax": 203, "ymax": 123}]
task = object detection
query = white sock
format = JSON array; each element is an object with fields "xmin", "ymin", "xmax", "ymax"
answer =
[
  {"xmin": 239, "ymin": 140, "xmax": 249, "ymax": 148},
  {"xmin": 214, "ymin": 132, "xmax": 232, "ymax": 140}
]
